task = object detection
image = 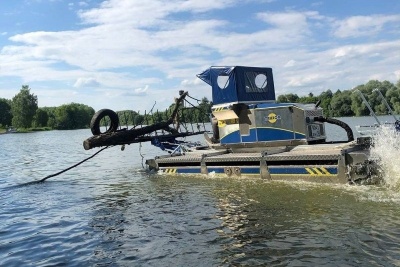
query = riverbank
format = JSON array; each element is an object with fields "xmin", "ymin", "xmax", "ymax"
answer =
[
  {"xmin": 0, "ymin": 127, "xmax": 52, "ymax": 134},
  {"xmin": 18, "ymin": 127, "xmax": 53, "ymax": 133}
]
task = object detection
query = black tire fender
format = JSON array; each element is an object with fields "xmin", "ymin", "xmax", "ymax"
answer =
[{"xmin": 90, "ymin": 109, "xmax": 119, "ymax": 135}]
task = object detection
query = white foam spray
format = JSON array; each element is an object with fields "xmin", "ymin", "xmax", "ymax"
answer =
[{"xmin": 369, "ymin": 125, "xmax": 400, "ymax": 190}]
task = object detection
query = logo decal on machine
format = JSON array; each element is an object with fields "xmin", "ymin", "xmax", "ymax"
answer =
[
  {"xmin": 218, "ymin": 120, "xmax": 226, "ymax": 127},
  {"xmin": 265, "ymin": 113, "xmax": 281, "ymax": 124}
]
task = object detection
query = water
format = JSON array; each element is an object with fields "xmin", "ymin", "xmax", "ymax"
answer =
[
  {"xmin": 1, "ymin": 117, "xmax": 400, "ymax": 266},
  {"xmin": 369, "ymin": 123, "xmax": 400, "ymax": 190}
]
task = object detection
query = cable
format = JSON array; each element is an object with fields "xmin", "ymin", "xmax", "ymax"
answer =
[
  {"xmin": 39, "ymin": 146, "xmax": 111, "ymax": 182},
  {"xmin": 184, "ymin": 99, "xmax": 200, "ymax": 109},
  {"xmin": 314, "ymin": 116, "xmax": 354, "ymax": 142},
  {"xmin": 187, "ymin": 94, "xmax": 202, "ymax": 102}
]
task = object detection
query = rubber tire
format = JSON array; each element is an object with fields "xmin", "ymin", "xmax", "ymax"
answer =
[{"xmin": 90, "ymin": 109, "xmax": 119, "ymax": 135}]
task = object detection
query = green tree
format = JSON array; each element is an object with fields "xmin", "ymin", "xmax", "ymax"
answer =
[
  {"xmin": 277, "ymin": 93, "xmax": 299, "ymax": 103},
  {"xmin": 386, "ymin": 86, "xmax": 400, "ymax": 114},
  {"xmin": 351, "ymin": 80, "xmax": 397, "ymax": 116},
  {"xmin": 298, "ymin": 92, "xmax": 318, "ymax": 104},
  {"xmin": 0, "ymin": 98, "xmax": 12, "ymax": 127},
  {"xmin": 55, "ymin": 103, "xmax": 94, "ymax": 129},
  {"xmin": 362, "ymin": 80, "xmax": 393, "ymax": 115},
  {"xmin": 11, "ymin": 86, "xmax": 38, "ymax": 128},
  {"xmin": 153, "ymin": 110, "xmax": 163, "ymax": 123},
  {"xmin": 319, "ymin": 90, "xmax": 333, "ymax": 117},
  {"xmin": 117, "ymin": 110, "xmax": 141, "ymax": 126},
  {"xmin": 350, "ymin": 87, "xmax": 368, "ymax": 116},
  {"xmin": 33, "ymin": 108, "xmax": 49, "ymax": 127},
  {"xmin": 330, "ymin": 90, "xmax": 354, "ymax": 117},
  {"xmin": 134, "ymin": 114, "xmax": 144, "ymax": 125},
  {"xmin": 198, "ymin": 97, "xmax": 212, "ymax": 122},
  {"xmin": 41, "ymin": 107, "xmax": 57, "ymax": 128},
  {"xmin": 374, "ymin": 80, "xmax": 397, "ymax": 114}
]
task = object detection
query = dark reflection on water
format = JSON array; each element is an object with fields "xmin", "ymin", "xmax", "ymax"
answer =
[
  {"xmin": 1, "ymin": 124, "xmax": 400, "ymax": 266},
  {"xmin": 86, "ymin": 175, "xmax": 224, "ymax": 266},
  {"xmin": 210, "ymin": 181, "xmax": 400, "ymax": 266}
]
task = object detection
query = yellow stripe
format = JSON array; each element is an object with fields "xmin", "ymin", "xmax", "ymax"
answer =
[
  {"xmin": 305, "ymin": 167, "xmax": 335, "ymax": 176},
  {"xmin": 320, "ymin": 167, "xmax": 331, "ymax": 175},
  {"xmin": 312, "ymin": 167, "xmax": 324, "ymax": 175},
  {"xmin": 213, "ymin": 107, "xmax": 227, "ymax": 112},
  {"xmin": 305, "ymin": 167, "xmax": 316, "ymax": 175},
  {"xmin": 164, "ymin": 168, "xmax": 177, "ymax": 174}
]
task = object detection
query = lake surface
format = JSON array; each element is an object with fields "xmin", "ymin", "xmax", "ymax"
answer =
[{"xmin": 2, "ymin": 116, "xmax": 400, "ymax": 266}]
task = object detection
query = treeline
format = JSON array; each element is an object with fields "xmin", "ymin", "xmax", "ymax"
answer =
[
  {"xmin": 277, "ymin": 79, "xmax": 400, "ymax": 117},
  {"xmin": 0, "ymin": 85, "xmax": 212, "ymax": 130},
  {"xmin": 3, "ymin": 78, "xmax": 398, "ymax": 131},
  {"xmin": 0, "ymin": 85, "xmax": 95, "ymax": 130}
]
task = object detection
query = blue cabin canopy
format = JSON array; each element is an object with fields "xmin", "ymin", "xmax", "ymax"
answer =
[{"xmin": 197, "ymin": 66, "xmax": 276, "ymax": 105}]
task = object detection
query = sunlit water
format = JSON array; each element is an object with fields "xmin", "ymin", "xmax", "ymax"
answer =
[{"xmin": 1, "ymin": 116, "xmax": 400, "ymax": 266}]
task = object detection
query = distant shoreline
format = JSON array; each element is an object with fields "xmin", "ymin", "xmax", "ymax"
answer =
[{"xmin": 0, "ymin": 127, "xmax": 53, "ymax": 134}]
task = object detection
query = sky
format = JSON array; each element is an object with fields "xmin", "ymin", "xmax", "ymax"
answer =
[{"xmin": 1, "ymin": 0, "xmax": 400, "ymax": 112}]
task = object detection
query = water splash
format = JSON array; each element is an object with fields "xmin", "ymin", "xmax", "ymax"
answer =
[{"xmin": 370, "ymin": 126, "xmax": 400, "ymax": 189}]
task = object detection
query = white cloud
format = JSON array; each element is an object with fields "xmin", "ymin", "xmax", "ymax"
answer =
[
  {"xmin": 333, "ymin": 14, "xmax": 400, "ymax": 38},
  {"xmin": 73, "ymin": 77, "xmax": 100, "ymax": 88},
  {"xmin": 284, "ymin": 60, "xmax": 296, "ymax": 67},
  {"xmin": 394, "ymin": 70, "xmax": 400, "ymax": 80},
  {"xmin": 286, "ymin": 73, "xmax": 328, "ymax": 87},
  {"xmin": 181, "ymin": 77, "xmax": 203, "ymax": 86},
  {"xmin": 258, "ymin": 11, "xmax": 308, "ymax": 28},
  {"xmin": 1, "ymin": 1, "xmax": 400, "ymax": 112},
  {"xmin": 133, "ymin": 85, "xmax": 149, "ymax": 95},
  {"xmin": 78, "ymin": 0, "xmax": 236, "ymax": 27}
]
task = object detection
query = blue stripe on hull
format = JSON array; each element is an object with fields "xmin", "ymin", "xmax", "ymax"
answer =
[
  {"xmin": 220, "ymin": 128, "xmax": 307, "ymax": 144},
  {"xmin": 269, "ymin": 166, "xmax": 337, "ymax": 176},
  {"xmin": 160, "ymin": 166, "xmax": 338, "ymax": 176},
  {"xmin": 257, "ymin": 128, "xmax": 297, "ymax": 141},
  {"xmin": 241, "ymin": 129, "xmax": 257, "ymax": 143},
  {"xmin": 207, "ymin": 167, "xmax": 225, "ymax": 173},
  {"xmin": 220, "ymin": 131, "xmax": 241, "ymax": 144},
  {"xmin": 240, "ymin": 167, "xmax": 260, "ymax": 174}
]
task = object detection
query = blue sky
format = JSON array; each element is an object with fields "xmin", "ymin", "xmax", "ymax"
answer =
[{"xmin": 1, "ymin": 0, "xmax": 400, "ymax": 112}]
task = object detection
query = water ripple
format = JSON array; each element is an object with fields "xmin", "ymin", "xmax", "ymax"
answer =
[{"xmin": 2, "ymin": 129, "xmax": 400, "ymax": 266}]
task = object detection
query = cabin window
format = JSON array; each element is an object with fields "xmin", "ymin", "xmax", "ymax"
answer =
[
  {"xmin": 217, "ymin": 75, "xmax": 230, "ymax": 90},
  {"xmin": 245, "ymin": 72, "xmax": 268, "ymax": 93}
]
